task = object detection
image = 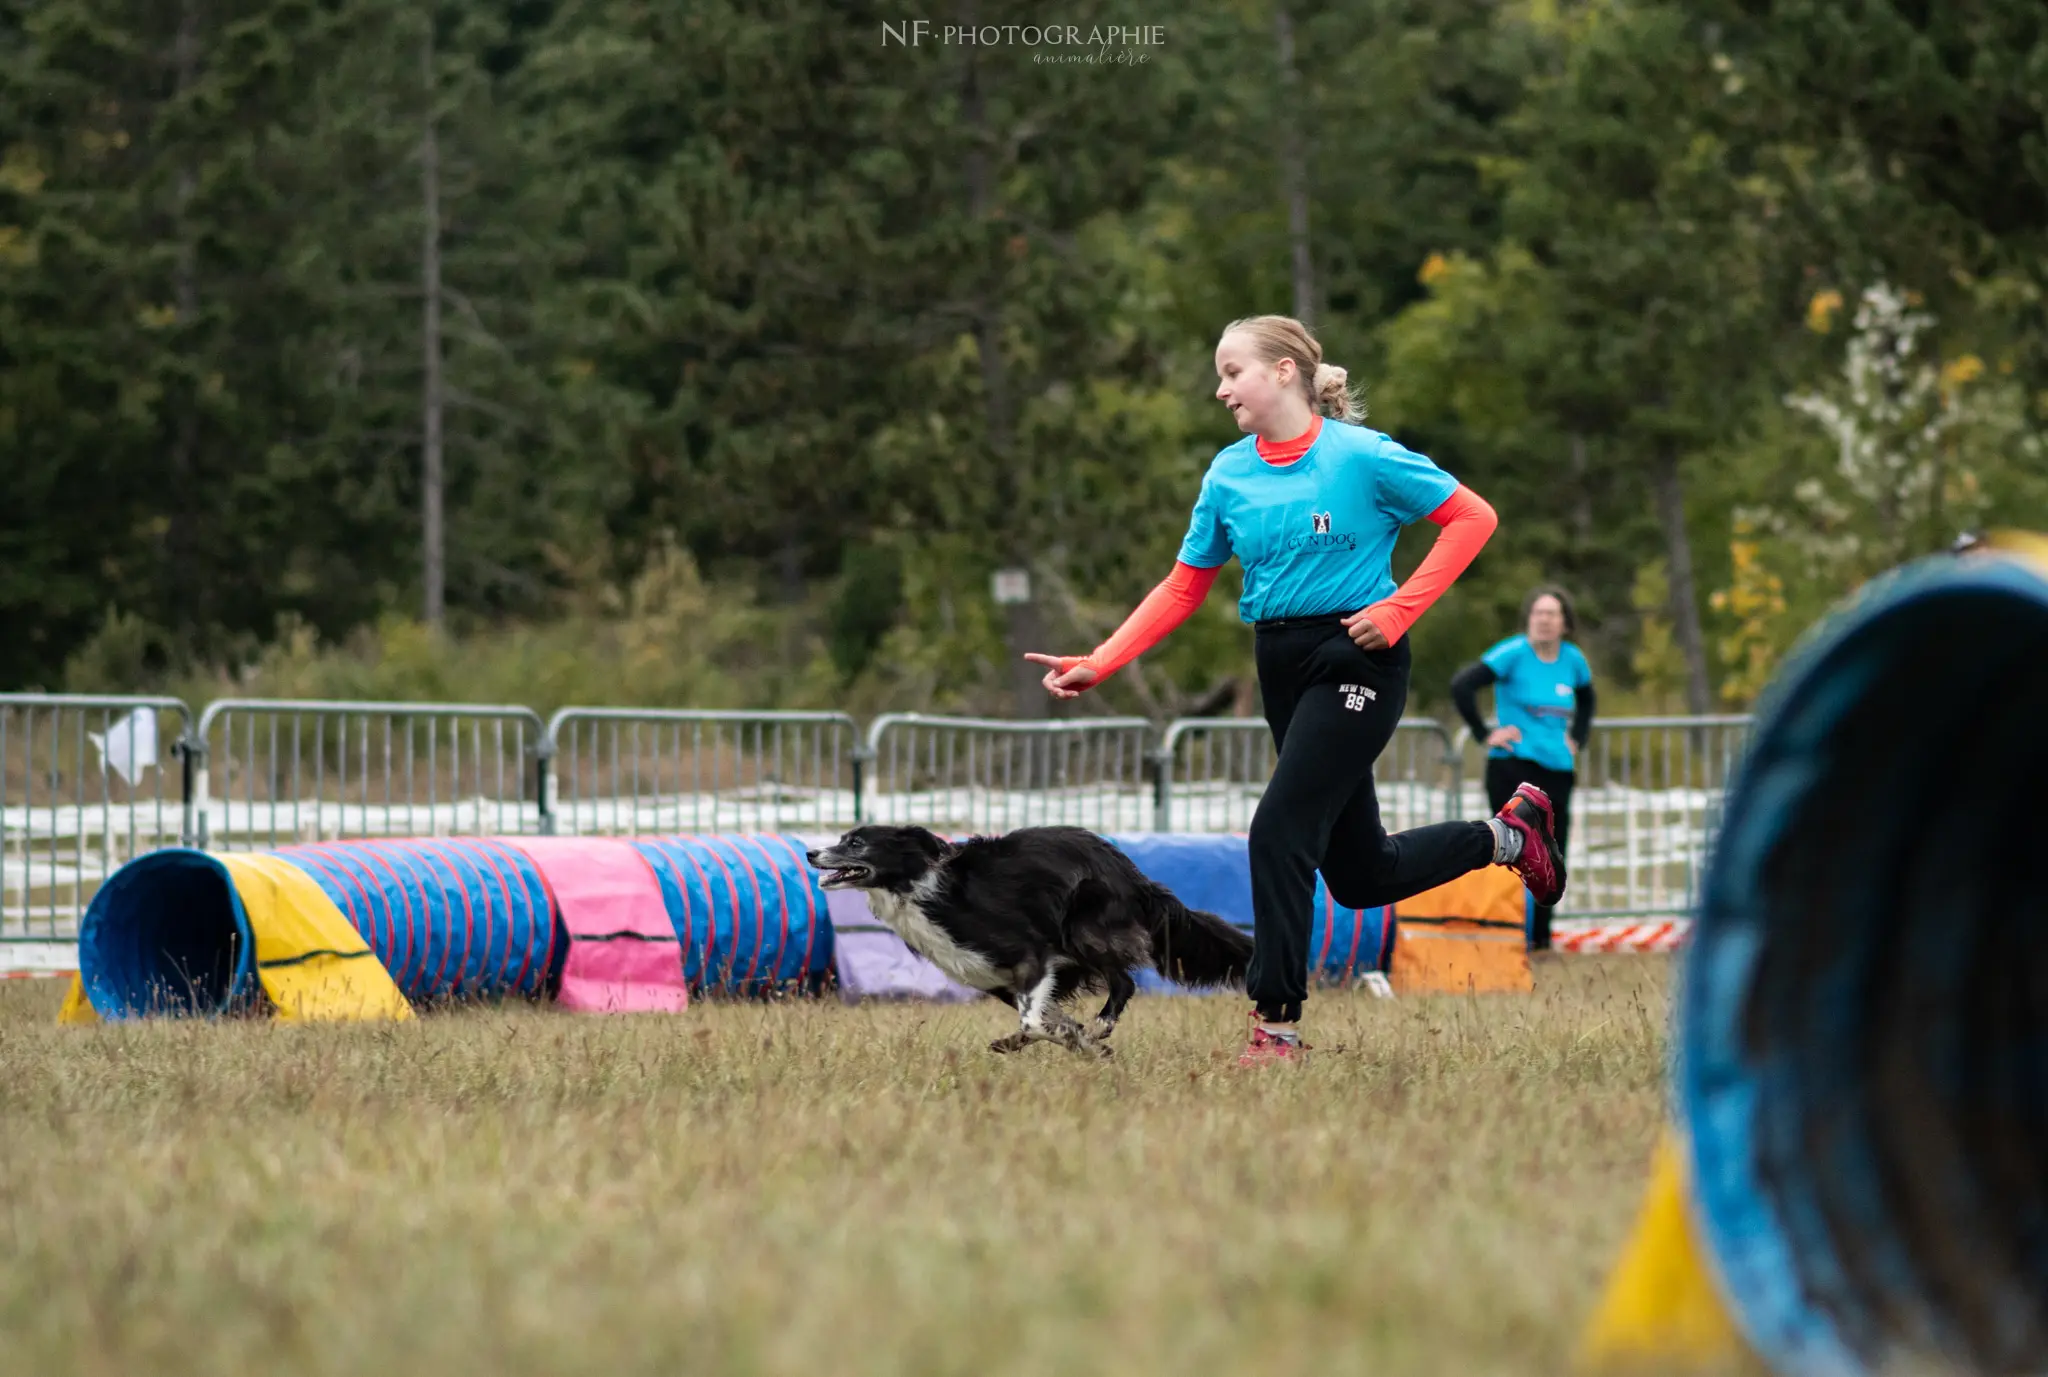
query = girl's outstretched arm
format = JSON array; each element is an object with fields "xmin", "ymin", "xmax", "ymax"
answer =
[{"xmin": 1023, "ymin": 561, "xmax": 1222, "ymax": 698}]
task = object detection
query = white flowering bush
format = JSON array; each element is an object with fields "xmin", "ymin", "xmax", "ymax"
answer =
[
  {"xmin": 1767, "ymin": 283, "xmax": 2035, "ymax": 580},
  {"xmin": 1709, "ymin": 282, "xmax": 2043, "ymax": 703}
]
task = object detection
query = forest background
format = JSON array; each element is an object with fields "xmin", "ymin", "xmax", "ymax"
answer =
[{"xmin": 5, "ymin": 0, "xmax": 2044, "ymax": 722}]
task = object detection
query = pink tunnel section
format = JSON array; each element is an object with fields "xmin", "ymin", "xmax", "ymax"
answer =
[{"xmin": 502, "ymin": 837, "xmax": 689, "ymax": 1014}]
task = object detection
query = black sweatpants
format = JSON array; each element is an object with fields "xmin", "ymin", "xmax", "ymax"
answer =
[
  {"xmin": 1484, "ymin": 756, "xmax": 1574, "ymax": 951},
  {"xmin": 1247, "ymin": 620, "xmax": 1498, "ymax": 1023}
]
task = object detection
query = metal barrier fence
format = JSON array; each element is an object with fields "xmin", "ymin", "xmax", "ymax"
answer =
[
  {"xmin": 2, "ymin": 695, "xmax": 193, "ymax": 939},
  {"xmin": 191, "ymin": 699, "xmax": 549, "ymax": 851},
  {"xmin": 861, "ymin": 714, "xmax": 1157, "ymax": 833},
  {"xmin": 2, "ymin": 693, "xmax": 1759, "ymax": 933},
  {"xmin": 1154, "ymin": 717, "xmax": 1461, "ymax": 834},
  {"xmin": 545, "ymin": 708, "xmax": 861, "ymax": 835},
  {"xmin": 1454, "ymin": 716, "xmax": 1756, "ymax": 919}
]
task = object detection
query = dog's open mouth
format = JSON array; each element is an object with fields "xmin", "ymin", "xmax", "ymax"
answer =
[{"xmin": 816, "ymin": 862, "xmax": 872, "ymax": 888}]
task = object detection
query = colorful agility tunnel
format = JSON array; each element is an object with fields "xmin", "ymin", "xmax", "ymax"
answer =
[
  {"xmin": 65, "ymin": 830, "xmax": 1421, "ymax": 1020},
  {"xmin": 1588, "ymin": 533, "xmax": 2048, "ymax": 1376}
]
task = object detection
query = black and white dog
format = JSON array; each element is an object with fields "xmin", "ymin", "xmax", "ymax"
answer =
[{"xmin": 806, "ymin": 824, "xmax": 1252, "ymax": 1057}]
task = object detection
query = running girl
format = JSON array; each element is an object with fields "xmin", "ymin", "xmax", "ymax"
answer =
[{"xmin": 1024, "ymin": 314, "xmax": 1564, "ymax": 1065}]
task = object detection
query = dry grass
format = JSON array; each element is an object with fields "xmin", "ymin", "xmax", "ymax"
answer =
[{"xmin": 0, "ymin": 958, "xmax": 1742, "ymax": 1377}]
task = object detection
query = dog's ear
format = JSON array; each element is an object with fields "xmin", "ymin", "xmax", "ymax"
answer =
[{"xmin": 908, "ymin": 827, "xmax": 950, "ymax": 860}]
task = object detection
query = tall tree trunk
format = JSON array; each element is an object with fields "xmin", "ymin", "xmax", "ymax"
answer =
[
  {"xmin": 1569, "ymin": 432, "xmax": 1593, "ymax": 546},
  {"xmin": 957, "ymin": 0, "xmax": 1047, "ymax": 720},
  {"xmin": 777, "ymin": 531, "xmax": 804, "ymax": 668},
  {"xmin": 1274, "ymin": 3, "xmax": 1315, "ymax": 327},
  {"xmin": 165, "ymin": 2, "xmax": 203, "ymax": 634},
  {"xmin": 1651, "ymin": 446, "xmax": 1712, "ymax": 714},
  {"xmin": 420, "ymin": 23, "xmax": 445, "ymax": 629}
]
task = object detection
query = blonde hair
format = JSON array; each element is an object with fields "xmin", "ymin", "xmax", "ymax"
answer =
[{"xmin": 1220, "ymin": 314, "xmax": 1366, "ymax": 422}]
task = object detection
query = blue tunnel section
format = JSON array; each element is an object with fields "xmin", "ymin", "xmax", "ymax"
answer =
[
  {"xmin": 1109, "ymin": 834, "xmax": 1392, "ymax": 992},
  {"xmin": 1680, "ymin": 551, "xmax": 2048, "ymax": 1377},
  {"xmin": 273, "ymin": 840, "xmax": 561, "ymax": 1002},
  {"xmin": 78, "ymin": 848, "xmax": 258, "ymax": 1019},
  {"xmin": 630, "ymin": 834, "xmax": 834, "ymax": 994}
]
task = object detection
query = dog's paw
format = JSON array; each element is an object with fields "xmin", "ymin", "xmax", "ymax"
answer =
[
  {"xmin": 1088, "ymin": 1017, "xmax": 1117, "ymax": 1041},
  {"xmin": 988, "ymin": 1033, "xmax": 1029, "ymax": 1054},
  {"xmin": 1090, "ymin": 1040, "xmax": 1115, "ymax": 1061}
]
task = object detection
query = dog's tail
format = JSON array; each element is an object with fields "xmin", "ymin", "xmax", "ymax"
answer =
[{"xmin": 1143, "ymin": 886, "xmax": 1253, "ymax": 988}]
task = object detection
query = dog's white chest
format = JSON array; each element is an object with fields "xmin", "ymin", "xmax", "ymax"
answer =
[{"xmin": 865, "ymin": 884, "xmax": 1003, "ymax": 991}]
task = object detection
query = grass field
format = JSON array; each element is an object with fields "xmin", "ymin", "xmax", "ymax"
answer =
[{"xmin": 0, "ymin": 957, "xmax": 1757, "ymax": 1377}]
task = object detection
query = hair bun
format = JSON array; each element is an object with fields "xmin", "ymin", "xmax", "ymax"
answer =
[{"xmin": 1312, "ymin": 362, "xmax": 1363, "ymax": 421}]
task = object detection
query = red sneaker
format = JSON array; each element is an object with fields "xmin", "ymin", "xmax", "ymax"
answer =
[
  {"xmin": 1496, "ymin": 782, "xmax": 1567, "ymax": 905},
  {"xmin": 1237, "ymin": 1012, "xmax": 1310, "ymax": 1067}
]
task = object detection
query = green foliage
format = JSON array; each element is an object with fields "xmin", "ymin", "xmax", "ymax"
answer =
[
  {"xmin": 162, "ymin": 535, "xmax": 841, "ymax": 713},
  {"xmin": 59, "ymin": 607, "xmax": 176, "ymax": 695},
  {"xmin": 828, "ymin": 544, "xmax": 905, "ymax": 684},
  {"xmin": 1626, "ymin": 559, "xmax": 1689, "ymax": 713}
]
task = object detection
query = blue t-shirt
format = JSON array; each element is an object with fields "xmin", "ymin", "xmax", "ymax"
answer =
[
  {"xmin": 1480, "ymin": 635, "xmax": 1592, "ymax": 773},
  {"xmin": 1176, "ymin": 422, "xmax": 1459, "ymax": 623}
]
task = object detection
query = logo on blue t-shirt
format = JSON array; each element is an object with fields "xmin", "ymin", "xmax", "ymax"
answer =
[{"xmin": 1288, "ymin": 509, "xmax": 1355, "ymax": 554}]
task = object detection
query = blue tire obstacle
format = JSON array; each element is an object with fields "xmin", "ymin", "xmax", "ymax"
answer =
[{"xmin": 1592, "ymin": 535, "xmax": 2048, "ymax": 1376}]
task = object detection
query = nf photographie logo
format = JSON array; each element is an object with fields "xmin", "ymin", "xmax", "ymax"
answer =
[{"xmin": 882, "ymin": 20, "xmax": 1165, "ymax": 65}]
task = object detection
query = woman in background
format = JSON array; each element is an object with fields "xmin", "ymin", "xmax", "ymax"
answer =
[{"xmin": 1450, "ymin": 587, "xmax": 1594, "ymax": 951}]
